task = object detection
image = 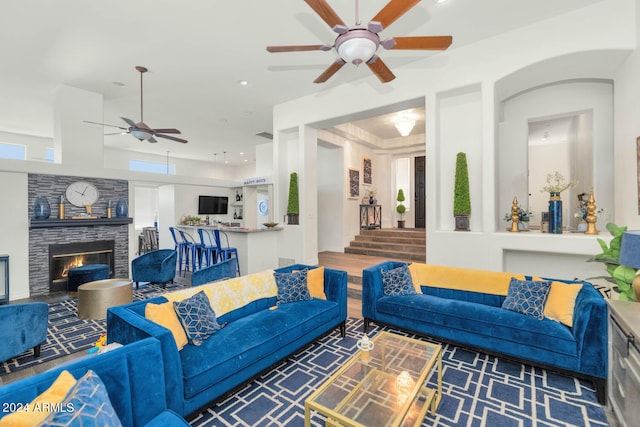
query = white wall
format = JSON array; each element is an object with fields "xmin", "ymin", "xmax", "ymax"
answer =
[
  {"xmin": 0, "ymin": 172, "xmax": 29, "ymax": 300},
  {"xmin": 317, "ymin": 144, "xmax": 344, "ymax": 252},
  {"xmin": 272, "ymin": 0, "xmax": 633, "ymax": 279}
]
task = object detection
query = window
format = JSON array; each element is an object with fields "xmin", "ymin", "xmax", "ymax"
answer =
[
  {"xmin": 0, "ymin": 142, "xmax": 26, "ymax": 160},
  {"xmin": 134, "ymin": 187, "xmax": 159, "ymax": 229},
  {"xmin": 395, "ymin": 157, "xmax": 411, "ymax": 210},
  {"xmin": 129, "ymin": 159, "xmax": 175, "ymax": 174}
]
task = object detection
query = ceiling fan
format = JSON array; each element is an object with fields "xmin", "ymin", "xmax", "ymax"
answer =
[
  {"xmin": 85, "ymin": 66, "xmax": 187, "ymax": 144},
  {"xmin": 267, "ymin": 0, "xmax": 452, "ymax": 83}
]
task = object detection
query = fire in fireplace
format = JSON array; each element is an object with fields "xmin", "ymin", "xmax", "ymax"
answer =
[{"xmin": 49, "ymin": 240, "xmax": 115, "ymax": 292}]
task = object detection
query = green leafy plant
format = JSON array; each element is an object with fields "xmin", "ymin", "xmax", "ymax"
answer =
[
  {"xmin": 287, "ymin": 172, "xmax": 299, "ymax": 215},
  {"xmin": 396, "ymin": 189, "xmax": 406, "ymax": 219},
  {"xmin": 453, "ymin": 152, "xmax": 471, "ymax": 215},
  {"xmin": 590, "ymin": 222, "xmax": 636, "ymax": 301}
]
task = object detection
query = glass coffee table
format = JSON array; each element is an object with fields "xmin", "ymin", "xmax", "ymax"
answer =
[{"xmin": 305, "ymin": 331, "xmax": 442, "ymax": 427}]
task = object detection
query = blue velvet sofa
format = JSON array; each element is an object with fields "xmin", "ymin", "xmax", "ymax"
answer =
[
  {"xmin": 131, "ymin": 249, "xmax": 177, "ymax": 289},
  {"xmin": 107, "ymin": 264, "xmax": 347, "ymax": 416},
  {"xmin": 362, "ymin": 261, "xmax": 608, "ymax": 403},
  {"xmin": 0, "ymin": 302, "xmax": 48, "ymax": 363},
  {"xmin": 0, "ymin": 337, "xmax": 188, "ymax": 426}
]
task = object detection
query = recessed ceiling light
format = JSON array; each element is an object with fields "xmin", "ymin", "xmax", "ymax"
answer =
[
  {"xmin": 240, "ymin": 152, "xmax": 245, "ymax": 156},
  {"xmin": 238, "ymin": 80, "xmax": 248, "ymax": 86},
  {"xmin": 433, "ymin": 0, "xmax": 448, "ymax": 3}
]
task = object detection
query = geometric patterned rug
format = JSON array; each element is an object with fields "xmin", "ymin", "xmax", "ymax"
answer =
[
  {"xmin": 0, "ymin": 282, "xmax": 185, "ymax": 375},
  {"xmin": 2, "ymin": 290, "xmax": 608, "ymax": 426},
  {"xmin": 189, "ymin": 318, "xmax": 608, "ymax": 427}
]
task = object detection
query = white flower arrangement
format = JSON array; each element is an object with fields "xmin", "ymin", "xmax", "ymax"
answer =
[{"xmin": 540, "ymin": 171, "xmax": 577, "ymax": 194}]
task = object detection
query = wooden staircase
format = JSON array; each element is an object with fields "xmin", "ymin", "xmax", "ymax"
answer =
[{"xmin": 344, "ymin": 228, "xmax": 426, "ymax": 262}]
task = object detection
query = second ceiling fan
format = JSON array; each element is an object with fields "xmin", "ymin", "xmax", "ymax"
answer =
[
  {"xmin": 86, "ymin": 66, "xmax": 187, "ymax": 144},
  {"xmin": 267, "ymin": 0, "xmax": 452, "ymax": 83}
]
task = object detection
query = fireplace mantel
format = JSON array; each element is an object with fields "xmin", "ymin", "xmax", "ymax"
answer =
[{"xmin": 30, "ymin": 218, "xmax": 133, "ymax": 229}]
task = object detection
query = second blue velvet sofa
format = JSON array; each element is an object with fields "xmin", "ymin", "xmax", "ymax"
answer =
[
  {"xmin": 362, "ymin": 261, "xmax": 608, "ymax": 403},
  {"xmin": 107, "ymin": 264, "xmax": 347, "ymax": 417}
]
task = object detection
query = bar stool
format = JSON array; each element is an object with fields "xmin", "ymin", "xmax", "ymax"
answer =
[
  {"xmin": 213, "ymin": 229, "xmax": 240, "ymax": 276},
  {"xmin": 179, "ymin": 230, "xmax": 204, "ymax": 272},
  {"xmin": 169, "ymin": 227, "xmax": 189, "ymax": 275},
  {"xmin": 197, "ymin": 228, "xmax": 218, "ymax": 267}
]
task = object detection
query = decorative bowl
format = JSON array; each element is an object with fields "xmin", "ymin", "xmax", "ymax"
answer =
[{"xmin": 263, "ymin": 222, "xmax": 279, "ymax": 228}]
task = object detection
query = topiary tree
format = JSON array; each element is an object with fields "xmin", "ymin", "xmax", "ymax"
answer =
[
  {"xmin": 453, "ymin": 152, "xmax": 471, "ymax": 231},
  {"xmin": 286, "ymin": 172, "xmax": 299, "ymax": 224},
  {"xmin": 396, "ymin": 189, "xmax": 406, "ymax": 228}
]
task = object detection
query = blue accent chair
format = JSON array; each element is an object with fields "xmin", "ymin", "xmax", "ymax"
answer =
[
  {"xmin": 0, "ymin": 302, "xmax": 48, "ymax": 362},
  {"xmin": 191, "ymin": 257, "xmax": 238, "ymax": 286},
  {"xmin": 67, "ymin": 264, "xmax": 110, "ymax": 292},
  {"xmin": 131, "ymin": 249, "xmax": 177, "ymax": 289}
]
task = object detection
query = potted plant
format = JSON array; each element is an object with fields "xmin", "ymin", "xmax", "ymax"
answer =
[
  {"xmin": 588, "ymin": 222, "xmax": 637, "ymax": 301},
  {"xmin": 286, "ymin": 172, "xmax": 299, "ymax": 225},
  {"xmin": 453, "ymin": 152, "xmax": 471, "ymax": 231},
  {"xmin": 396, "ymin": 189, "xmax": 406, "ymax": 228}
]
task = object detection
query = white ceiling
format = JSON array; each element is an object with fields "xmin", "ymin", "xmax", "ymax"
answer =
[{"xmin": 0, "ymin": 0, "xmax": 601, "ymax": 165}]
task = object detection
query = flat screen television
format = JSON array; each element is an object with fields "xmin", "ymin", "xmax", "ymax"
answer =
[{"xmin": 198, "ymin": 195, "xmax": 228, "ymax": 215}]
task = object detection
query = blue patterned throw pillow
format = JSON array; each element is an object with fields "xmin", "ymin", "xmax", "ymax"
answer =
[
  {"xmin": 274, "ymin": 269, "xmax": 312, "ymax": 304},
  {"xmin": 41, "ymin": 370, "xmax": 122, "ymax": 426},
  {"xmin": 501, "ymin": 278, "xmax": 552, "ymax": 320},
  {"xmin": 382, "ymin": 264, "xmax": 417, "ymax": 296},
  {"xmin": 174, "ymin": 290, "xmax": 222, "ymax": 346}
]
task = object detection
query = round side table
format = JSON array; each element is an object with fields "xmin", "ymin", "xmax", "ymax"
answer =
[{"xmin": 77, "ymin": 278, "xmax": 133, "ymax": 320}]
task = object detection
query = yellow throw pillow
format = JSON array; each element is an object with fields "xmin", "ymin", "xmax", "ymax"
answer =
[
  {"xmin": 145, "ymin": 301, "xmax": 189, "ymax": 350},
  {"xmin": 543, "ymin": 282, "xmax": 583, "ymax": 327},
  {"xmin": 407, "ymin": 263, "xmax": 424, "ymax": 294},
  {"xmin": 307, "ymin": 267, "xmax": 326, "ymax": 299},
  {"xmin": 0, "ymin": 370, "xmax": 76, "ymax": 427}
]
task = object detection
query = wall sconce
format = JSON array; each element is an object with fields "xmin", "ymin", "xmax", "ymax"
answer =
[{"xmin": 394, "ymin": 116, "xmax": 415, "ymax": 137}]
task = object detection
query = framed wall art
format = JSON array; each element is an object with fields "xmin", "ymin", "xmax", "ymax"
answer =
[
  {"xmin": 348, "ymin": 168, "xmax": 360, "ymax": 199},
  {"xmin": 362, "ymin": 157, "xmax": 372, "ymax": 185}
]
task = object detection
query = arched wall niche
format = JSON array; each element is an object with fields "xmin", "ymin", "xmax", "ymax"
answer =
[{"xmin": 494, "ymin": 50, "xmax": 625, "ymax": 231}]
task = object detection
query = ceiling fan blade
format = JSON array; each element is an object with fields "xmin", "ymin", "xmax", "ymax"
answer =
[
  {"xmin": 147, "ymin": 136, "xmax": 158, "ymax": 143},
  {"xmin": 121, "ymin": 117, "xmax": 137, "ymax": 127},
  {"xmin": 83, "ymin": 120, "xmax": 128, "ymax": 131},
  {"xmin": 367, "ymin": 56, "xmax": 395, "ymax": 83},
  {"xmin": 304, "ymin": 0, "xmax": 346, "ymax": 31},
  {"xmin": 104, "ymin": 132, "xmax": 129, "ymax": 136},
  {"xmin": 313, "ymin": 59, "xmax": 346, "ymax": 83},
  {"xmin": 386, "ymin": 36, "xmax": 452, "ymax": 50},
  {"xmin": 267, "ymin": 44, "xmax": 330, "ymax": 53},
  {"xmin": 369, "ymin": 0, "xmax": 420, "ymax": 32},
  {"xmin": 151, "ymin": 128, "xmax": 181, "ymax": 134},
  {"xmin": 156, "ymin": 134, "xmax": 188, "ymax": 144}
]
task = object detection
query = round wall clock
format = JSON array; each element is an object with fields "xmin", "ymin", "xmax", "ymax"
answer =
[{"xmin": 65, "ymin": 181, "xmax": 99, "ymax": 207}]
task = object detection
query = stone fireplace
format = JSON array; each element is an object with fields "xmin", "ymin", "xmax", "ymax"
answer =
[
  {"xmin": 28, "ymin": 174, "xmax": 130, "ymax": 296},
  {"xmin": 49, "ymin": 240, "xmax": 115, "ymax": 292}
]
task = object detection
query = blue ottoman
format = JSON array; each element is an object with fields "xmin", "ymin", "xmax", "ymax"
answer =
[{"xmin": 67, "ymin": 264, "xmax": 110, "ymax": 292}]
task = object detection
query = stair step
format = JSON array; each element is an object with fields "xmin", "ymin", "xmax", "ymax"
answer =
[
  {"xmin": 348, "ymin": 240, "xmax": 425, "ymax": 254},
  {"xmin": 344, "ymin": 246, "xmax": 425, "ymax": 261},
  {"xmin": 354, "ymin": 235, "xmax": 425, "ymax": 245}
]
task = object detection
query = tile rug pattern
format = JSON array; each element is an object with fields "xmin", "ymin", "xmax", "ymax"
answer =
[
  {"xmin": 0, "ymin": 282, "xmax": 185, "ymax": 374},
  {"xmin": 2, "ymin": 285, "xmax": 608, "ymax": 426},
  {"xmin": 190, "ymin": 318, "xmax": 607, "ymax": 427}
]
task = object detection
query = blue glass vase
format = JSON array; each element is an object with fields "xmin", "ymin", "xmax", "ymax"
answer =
[
  {"xmin": 33, "ymin": 196, "xmax": 51, "ymax": 219},
  {"xmin": 548, "ymin": 192, "xmax": 563, "ymax": 234},
  {"xmin": 115, "ymin": 199, "xmax": 128, "ymax": 218}
]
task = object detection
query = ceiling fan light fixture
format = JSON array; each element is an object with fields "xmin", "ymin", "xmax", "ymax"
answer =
[
  {"xmin": 335, "ymin": 29, "xmax": 379, "ymax": 65},
  {"xmin": 131, "ymin": 129, "xmax": 153, "ymax": 141},
  {"xmin": 394, "ymin": 116, "xmax": 415, "ymax": 137}
]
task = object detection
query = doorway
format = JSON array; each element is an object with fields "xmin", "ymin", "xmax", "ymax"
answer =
[{"xmin": 415, "ymin": 156, "xmax": 426, "ymax": 228}]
